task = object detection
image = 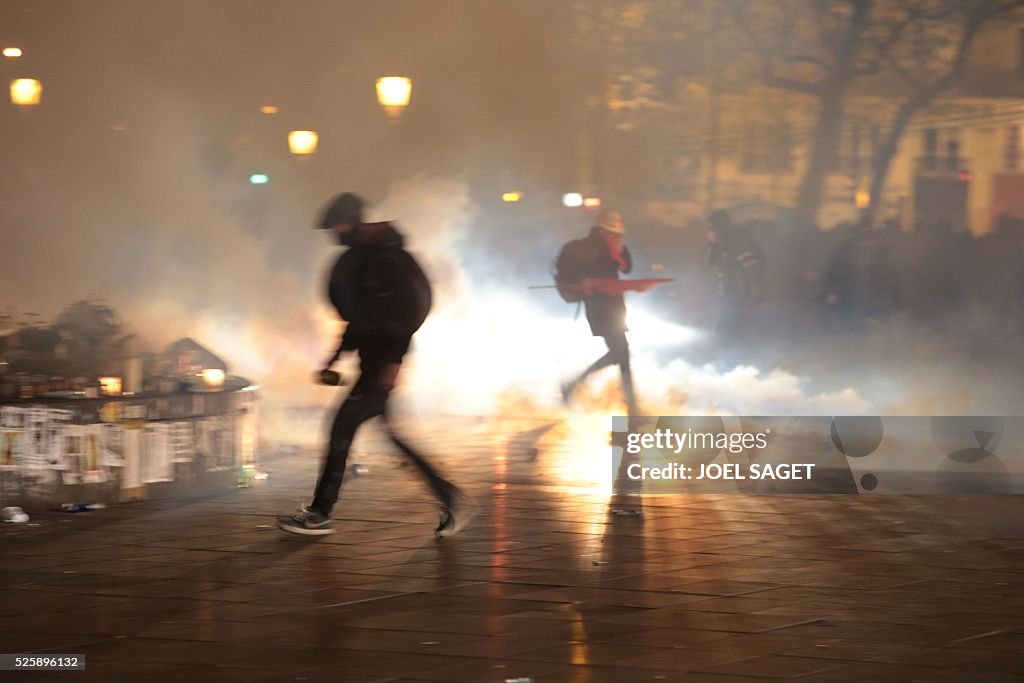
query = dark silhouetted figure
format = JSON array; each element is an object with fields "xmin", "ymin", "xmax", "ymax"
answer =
[
  {"xmin": 558, "ymin": 209, "xmax": 639, "ymax": 416},
  {"xmin": 819, "ymin": 222, "xmax": 901, "ymax": 323},
  {"xmin": 278, "ymin": 192, "xmax": 471, "ymax": 537},
  {"xmin": 705, "ymin": 209, "xmax": 765, "ymax": 336},
  {"xmin": 973, "ymin": 213, "xmax": 1024, "ymax": 331}
]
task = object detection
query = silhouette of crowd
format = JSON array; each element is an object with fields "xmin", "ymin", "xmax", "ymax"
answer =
[{"xmin": 812, "ymin": 214, "xmax": 1024, "ymax": 336}]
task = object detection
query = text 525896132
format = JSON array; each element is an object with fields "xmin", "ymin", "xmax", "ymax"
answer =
[{"xmin": 2, "ymin": 655, "xmax": 85, "ymax": 670}]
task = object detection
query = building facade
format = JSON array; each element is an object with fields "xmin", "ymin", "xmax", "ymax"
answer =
[{"xmin": 587, "ymin": 17, "xmax": 1024, "ymax": 234}]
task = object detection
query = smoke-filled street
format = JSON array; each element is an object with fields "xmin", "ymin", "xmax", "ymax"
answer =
[
  {"xmin": 3, "ymin": 422, "xmax": 1024, "ymax": 682},
  {"xmin": 6, "ymin": 0, "xmax": 1024, "ymax": 680}
]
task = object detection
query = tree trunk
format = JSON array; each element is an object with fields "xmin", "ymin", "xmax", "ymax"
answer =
[
  {"xmin": 863, "ymin": 13, "xmax": 993, "ymax": 226},
  {"xmin": 864, "ymin": 107, "xmax": 915, "ymax": 225},
  {"xmin": 795, "ymin": 88, "xmax": 845, "ymax": 227},
  {"xmin": 792, "ymin": 0, "xmax": 872, "ymax": 227}
]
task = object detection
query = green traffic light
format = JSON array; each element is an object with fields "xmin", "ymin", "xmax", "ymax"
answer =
[{"xmin": 249, "ymin": 174, "xmax": 269, "ymax": 185}]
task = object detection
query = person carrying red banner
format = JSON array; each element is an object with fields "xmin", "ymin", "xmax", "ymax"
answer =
[{"xmin": 556, "ymin": 209, "xmax": 640, "ymax": 416}]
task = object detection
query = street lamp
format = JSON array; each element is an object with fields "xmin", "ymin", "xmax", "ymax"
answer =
[
  {"xmin": 2, "ymin": 47, "xmax": 22, "ymax": 59},
  {"xmin": 10, "ymin": 78, "xmax": 41, "ymax": 106},
  {"xmin": 376, "ymin": 76, "xmax": 412, "ymax": 118},
  {"xmin": 288, "ymin": 130, "xmax": 318, "ymax": 155},
  {"xmin": 562, "ymin": 192, "xmax": 584, "ymax": 208}
]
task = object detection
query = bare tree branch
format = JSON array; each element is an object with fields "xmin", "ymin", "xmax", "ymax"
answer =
[
  {"xmin": 783, "ymin": 54, "xmax": 832, "ymax": 71},
  {"xmin": 881, "ymin": 50, "xmax": 917, "ymax": 87},
  {"xmin": 863, "ymin": 0, "xmax": 1023, "ymax": 220},
  {"xmin": 852, "ymin": 11, "xmax": 915, "ymax": 77},
  {"xmin": 728, "ymin": 0, "xmax": 825, "ymax": 95}
]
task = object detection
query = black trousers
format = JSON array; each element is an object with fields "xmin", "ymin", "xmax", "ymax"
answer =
[
  {"xmin": 572, "ymin": 331, "xmax": 638, "ymax": 416},
  {"xmin": 311, "ymin": 358, "xmax": 455, "ymax": 516}
]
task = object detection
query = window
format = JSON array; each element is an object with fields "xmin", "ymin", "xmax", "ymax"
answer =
[
  {"xmin": 920, "ymin": 129, "xmax": 963, "ymax": 172},
  {"xmin": 1005, "ymin": 125, "xmax": 1022, "ymax": 170},
  {"xmin": 923, "ymin": 128, "xmax": 938, "ymax": 158},
  {"xmin": 1018, "ymin": 28, "xmax": 1024, "ymax": 75}
]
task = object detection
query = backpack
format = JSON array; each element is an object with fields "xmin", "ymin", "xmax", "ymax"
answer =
[
  {"xmin": 554, "ymin": 238, "xmax": 590, "ymax": 303},
  {"xmin": 369, "ymin": 249, "xmax": 432, "ymax": 336},
  {"xmin": 330, "ymin": 248, "xmax": 432, "ymax": 337}
]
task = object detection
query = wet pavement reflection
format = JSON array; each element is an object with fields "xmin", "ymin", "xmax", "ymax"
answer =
[{"xmin": 2, "ymin": 416, "xmax": 1023, "ymax": 682}]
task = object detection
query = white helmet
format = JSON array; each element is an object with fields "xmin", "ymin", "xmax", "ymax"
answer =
[{"xmin": 595, "ymin": 209, "xmax": 626, "ymax": 234}]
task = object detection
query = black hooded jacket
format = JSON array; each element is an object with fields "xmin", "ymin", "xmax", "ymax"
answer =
[{"xmin": 326, "ymin": 222, "xmax": 432, "ymax": 365}]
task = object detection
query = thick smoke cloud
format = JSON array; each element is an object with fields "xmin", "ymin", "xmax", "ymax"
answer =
[
  {"xmin": 362, "ymin": 178, "xmax": 872, "ymax": 421},
  {"xmin": 8, "ymin": 154, "xmax": 1005, "ymax": 449},
  {"xmin": 4, "ymin": 0, "xmax": 1021, "ymax": 456}
]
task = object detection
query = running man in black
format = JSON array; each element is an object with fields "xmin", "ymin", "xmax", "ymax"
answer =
[{"xmin": 278, "ymin": 193, "xmax": 472, "ymax": 537}]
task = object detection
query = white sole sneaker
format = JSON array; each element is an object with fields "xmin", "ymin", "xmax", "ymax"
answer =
[{"xmin": 277, "ymin": 516, "xmax": 334, "ymax": 535}]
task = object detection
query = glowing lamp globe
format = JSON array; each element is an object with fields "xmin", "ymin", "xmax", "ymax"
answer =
[
  {"xmin": 376, "ymin": 76, "xmax": 412, "ymax": 118},
  {"xmin": 10, "ymin": 78, "xmax": 41, "ymax": 106},
  {"xmin": 288, "ymin": 130, "xmax": 318, "ymax": 155}
]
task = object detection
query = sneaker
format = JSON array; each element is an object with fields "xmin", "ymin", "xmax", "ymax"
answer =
[
  {"xmin": 436, "ymin": 492, "xmax": 477, "ymax": 538},
  {"xmin": 1, "ymin": 506, "xmax": 29, "ymax": 524},
  {"xmin": 277, "ymin": 506, "xmax": 333, "ymax": 536}
]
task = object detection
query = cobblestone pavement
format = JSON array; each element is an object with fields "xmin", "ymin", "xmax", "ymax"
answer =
[{"xmin": 2, "ymin": 417, "xmax": 1023, "ymax": 682}]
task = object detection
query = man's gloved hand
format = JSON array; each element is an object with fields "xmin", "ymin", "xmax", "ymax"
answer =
[{"xmin": 317, "ymin": 369, "xmax": 345, "ymax": 386}]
